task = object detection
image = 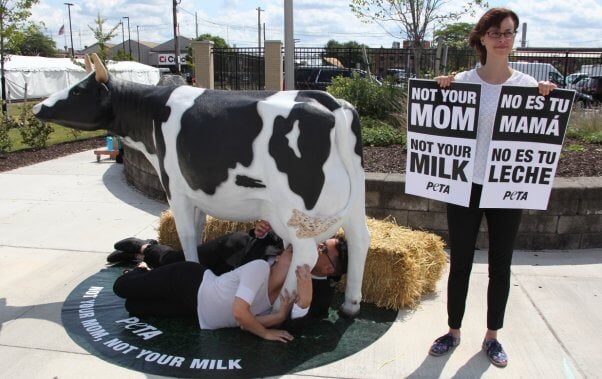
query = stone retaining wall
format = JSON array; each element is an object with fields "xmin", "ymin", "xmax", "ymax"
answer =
[
  {"xmin": 123, "ymin": 147, "xmax": 601, "ymax": 250},
  {"xmin": 366, "ymin": 173, "xmax": 602, "ymax": 250}
]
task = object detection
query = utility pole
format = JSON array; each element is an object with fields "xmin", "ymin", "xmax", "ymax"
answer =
[
  {"xmin": 195, "ymin": 11, "xmax": 198, "ymax": 39},
  {"xmin": 64, "ymin": 3, "xmax": 74, "ymax": 57},
  {"xmin": 136, "ymin": 25, "xmax": 141, "ymax": 62},
  {"xmin": 256, "ymin": 7, "xmax": 264, "ymax": 50},
  {"xmin": 284, "ymin": 0, "xmax": 294, "ymax": 90},
  {"xmin": 172, "ymin": 0, "xmax": 181, "ymax": 74},
  {"xmin": 120, "ymin": 21, "xmax": 125, "ymax": 53},
  {"xmin": 123, "ymin": 16, "xmax": 131, "ymax": 57}
]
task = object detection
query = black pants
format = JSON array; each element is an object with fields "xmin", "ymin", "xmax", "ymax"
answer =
[
  {"xmin": 446, "ymin": 183, "xmax": 522, "ymax": 331},
  {"xmin": 113, "ymin": 261, "xmax": 206, "ymax": 318},
  {"xmin": 143, "ymin": 235, "xmax": 244, "ymax": 275}
]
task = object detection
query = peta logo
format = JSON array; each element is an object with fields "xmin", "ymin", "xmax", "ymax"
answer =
[
  {"xmin": 426, "ymin": 181, "xmax": 450, "ymax": 194},
  {"xmin": 503, "ymin": 191, "xmax": 528, "ymax": 201},
  {"xmin": 115, "ymin": 317, "xmax": 163, "ymax": 340}
]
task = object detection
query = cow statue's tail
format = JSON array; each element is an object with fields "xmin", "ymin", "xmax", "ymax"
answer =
[{"xmin": 334, "ymin": 99, "xmax": 371, "ymax": 317}]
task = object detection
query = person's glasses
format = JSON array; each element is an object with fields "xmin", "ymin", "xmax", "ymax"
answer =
[
  {"xmin": 319, "ymin": 243, "xmax": 335, "ymax": 269},
  {"xmin": 486, "ymin": 31, "xmax": 517, "ymax": 39}
]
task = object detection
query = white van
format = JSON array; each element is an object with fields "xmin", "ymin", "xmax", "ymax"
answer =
[
  {"xmin": 579, "ymin": 64, "xmax": 602, "ymax": 77},
  {"xmin": 508, "ymin": 62, "xmax": 564, "ymax": 85}
]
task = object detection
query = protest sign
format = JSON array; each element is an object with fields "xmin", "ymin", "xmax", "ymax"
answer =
[
  {"xmin": 405, "ymin": 79, "xmax": 480, "ymax": 206},
  {"xmin": 480, "ymin": 86, "xmax": 575, "ymax": 209}
]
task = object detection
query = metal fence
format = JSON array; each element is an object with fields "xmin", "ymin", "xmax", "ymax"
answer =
[
  {"xmin": 212, "ymin": 46, "xmax": 602, "ymax": 90},
  {"xmin": 213, "ymin": 47, "xmax": 264, "ymax": 90}
]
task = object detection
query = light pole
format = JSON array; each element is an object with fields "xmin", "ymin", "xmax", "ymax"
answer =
[
  {"xmin": 256, "ymin": 7, "xmax": 264, "ymax": 50},
  {"xmin": 284, "ymin": 0, "xmax": 294, "ymax": 90},
  {"xmin": 120, "ymin": 21, "xmax": 125, "ymax": 53},
  {"xmin": 64, "ymin": 3, "xmax": 74, "ymax": 57},
  {"xmin": 172, "ymin": 0, "xmax": 181, "ymax": 74},
  {"xmin": 123, "ymin": 16, "xmax": 131, "ymax": 57},
  {"xmin": 136, "ymin": 25, "xmax": 141, "ymax": 62}
]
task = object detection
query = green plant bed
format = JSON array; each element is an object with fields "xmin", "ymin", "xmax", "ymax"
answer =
[
  {"xmin": 566, "ymin": 108, "xmax": 602, "ymax": 144},
  {"xmin": 8, "ymin": 125, "xmax": 107, "ymax": 151}
]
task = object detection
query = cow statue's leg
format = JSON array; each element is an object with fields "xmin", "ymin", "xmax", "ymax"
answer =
[
  {"xmin": 169, "ymin": 200, "xmax": 202, "ymax": 263},
  {"xmin": 340, "ymin": 213, "xmax": 370, "ymax": 317},
  {"xmin": 280, "ymin": 238, "xmax": 319, "ymax": 310}
]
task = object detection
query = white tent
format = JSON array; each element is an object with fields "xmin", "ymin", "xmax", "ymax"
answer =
[{"xmin": 0, "ymin": 55, "xmax": 161, "ymax": 100}]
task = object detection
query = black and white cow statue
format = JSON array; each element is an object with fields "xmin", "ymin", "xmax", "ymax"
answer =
[{"xmin": 34, "ymin": 54, "xmax": 370, "ymax": 316}]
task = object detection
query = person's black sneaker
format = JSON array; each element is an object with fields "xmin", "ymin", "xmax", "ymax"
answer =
[
  {"xmin": 114, "ymin": 237, "xmax": 157, "ymax": 254},
  {"xmin": 482, "ymin": 338, "xmax": 508, "ymax": 367},
  {"xmin": 429, "ymin": 333, "xmax": 460, "ymax": 356},
  {"xmin": 107, "ymin": 250, "xmax": 138, "ymax": 263}
]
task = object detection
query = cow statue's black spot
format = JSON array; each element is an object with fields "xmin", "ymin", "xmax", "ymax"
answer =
[
  {"xmin": 236, "ymin": 175, "xmax": 266, "ymax": 188},
  {"xmin": 177, "ymin": 91, "xmax": 267, "ymax": 194},
  {"xmin": 296, "ymin": 91, "xmax": 364, "ymax": 167},
  {"xmin": 296, "ymin": 90, "xmax": 342, "ymax": 112},
  {"xmin": 269, "ymin": 103, "xmax": 335, "ymax": 210}
]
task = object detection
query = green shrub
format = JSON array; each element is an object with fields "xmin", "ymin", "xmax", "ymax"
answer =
[
  {"xmin": 362, "ymin": 124, "xmax": 405, "ymax": 146},
  {"xmin": 563, "ymin": 143, "xmax": 585, "ymax": 152},
  {"xmin": 327, "ymin": 74, "xmax": 406, "ymax": 123},
  {"xmin": 567, "ymin": 108, "xmax": 602, "ymax": 144},
  {"xmin": 18, "ymin": 105, "xmax": 53, "ymax": 149},
  {"xmin": 0, "ymin": 117, "xmax": 12, "ymax": 153},
  {"xmin": 0, "ymin": 112, "xmax": 19, "ymax": 152}
]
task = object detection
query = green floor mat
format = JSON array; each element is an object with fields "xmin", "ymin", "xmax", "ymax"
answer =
[{"xmin": 62, "ymin": 266, "xmax": 397, "ymax": 377}]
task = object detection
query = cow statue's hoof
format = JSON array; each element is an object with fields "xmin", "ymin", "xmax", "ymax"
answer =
[{"xmin": 339, "ymin": 300, "xmax": 361, "ymax": 318}]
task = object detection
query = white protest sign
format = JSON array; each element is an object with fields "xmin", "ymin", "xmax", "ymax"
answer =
[
  {"xmin": 405, "ymin": 79, "xmax": 480, "ymax": 206},
  {"xmin": 480, "ymin": 86, "xmax": 575, "ymax": 209}
]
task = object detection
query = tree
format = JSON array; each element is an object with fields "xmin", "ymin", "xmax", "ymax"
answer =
[
  {"xmin": 7, "ymin": 22, "xmax": 56, "ymax": 56},
  {"xmin": 196, "ymin": 33, "xmax": 229, "ymax": 48},
  {"xmin": 186, "ymin": 33, "xmax": 229, "ymax": 64},
  {"xmin": 350, "ymin": 0, "xmax": 486, "ymax": 75},
  {"xmin": 0, "ymin": 0, "xmax": 39, "ymax": 113},
  {"xmin": 112, "ymin": 49, "xmax": 133, "ymax": 61},
  {"xmin": 324, "ymin": 40, "xmax": 367, "ymax": 69},
  {"xmin": 434, "ymin": 22, "xmax": 474, "ymax": 49},
  {"xmin": 87, "ymin": 13, "xmax": 120, "ymax": 62}
]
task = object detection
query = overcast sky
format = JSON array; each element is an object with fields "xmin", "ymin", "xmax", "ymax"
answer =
[{"xmin": 31, "ymin": 0, "xmax": 602, "ymax": 51}]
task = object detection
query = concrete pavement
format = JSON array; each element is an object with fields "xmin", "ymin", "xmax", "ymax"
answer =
[{"xmin": 0, "ymin": 150, "xmax": 600, "ymax": 378}]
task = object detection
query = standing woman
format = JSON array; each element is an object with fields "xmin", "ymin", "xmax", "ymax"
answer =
[{"xmin": 428, "ymin": 8, "xmax": 556, "ymax": 367}]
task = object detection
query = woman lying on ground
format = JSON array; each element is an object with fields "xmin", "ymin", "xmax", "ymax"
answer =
[{"xmin": 113, "ymin": 244, "xmax": 309, "ymax": 343}]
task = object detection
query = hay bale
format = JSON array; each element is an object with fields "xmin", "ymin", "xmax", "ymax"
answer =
[
  {"xmin": 157, "ymin": 212, "xmax": 447, "ymax": 310},
  {"xmin": 157, "ymin": 210, "xmax": 255, "ymax": 250},
  {"xmin": 360, "ymin": 217, "xmax": 447, "ymax": 309}
]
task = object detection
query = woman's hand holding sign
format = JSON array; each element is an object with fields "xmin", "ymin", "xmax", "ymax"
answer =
[
  {"xmin": 435, "ymin": 75, "xmax": 455, "ymax": 88},
  {"xmin": 537, "ymin": 81, "xmax": 556, "ymax": 96}
]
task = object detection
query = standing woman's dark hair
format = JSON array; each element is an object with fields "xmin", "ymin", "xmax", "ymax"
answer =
[{"xmin": 469, "ymin": 8, "xmax": 519, "ymax": 65}]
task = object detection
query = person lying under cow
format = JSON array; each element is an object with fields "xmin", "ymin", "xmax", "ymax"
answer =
[
  {"xmin": 110, "ymin": 221, "xmax": 348, "ymax": 335},
  {"xmin": 114, "ymin": 249, "xmax": 299, "ymax": 342}
]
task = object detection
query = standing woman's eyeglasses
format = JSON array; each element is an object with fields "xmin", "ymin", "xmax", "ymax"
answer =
[{"xmin": 485, "ymin": 30, "xmax": 517, "ymax": 39}]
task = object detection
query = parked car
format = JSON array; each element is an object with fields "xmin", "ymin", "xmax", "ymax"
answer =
[
  {"xmin": 508, "ymin": 62, "xmax": 565, "ymax": 86},
  {"xmin": 575, "ymin": 76, "xmax": 602, "ymax": 103},
  {"xmin": 565, "ymin": 72, "xmax": 589, "ymax": 89},
  {"xmin": 573, "ymin": 92, "xmax": 594, "ymax": 109},
  {"xmin": 295, "ymin": 66, "xmax": 373, "ymax": 90}
]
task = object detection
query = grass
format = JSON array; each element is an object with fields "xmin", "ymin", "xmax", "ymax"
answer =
[
  {"xmin": 4, "ymin": 102, "xmax": 106, "ymax": 152},
  {"xmin": 566, "ymin": 108, "xmax": 602, "ymax": 144},
  {"xmin": 7, "ymin": 125, "xmax": 107, "ymax": 151}
]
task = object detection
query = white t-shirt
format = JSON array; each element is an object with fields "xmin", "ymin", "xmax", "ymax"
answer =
[
  {"xmin": 454, "ymin": 69, "xmax": 538, "ymax": 184},
  {"xmin": 197, "ymin": 259, "xmax": 272, "ymax": 329}
]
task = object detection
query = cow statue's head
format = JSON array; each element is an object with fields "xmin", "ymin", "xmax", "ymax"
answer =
[{"xmin": 33, "ymin": 53, "xmax": 113, "ymax": 131}]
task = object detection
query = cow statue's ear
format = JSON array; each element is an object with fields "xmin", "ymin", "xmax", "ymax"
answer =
[
  {"xmin": 84, "ymin": 54, "xmax": 92, "ymax": 73},
  {"xmin": 91, "ymin": 53, "xmax": 108, "ymax": 83}
]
